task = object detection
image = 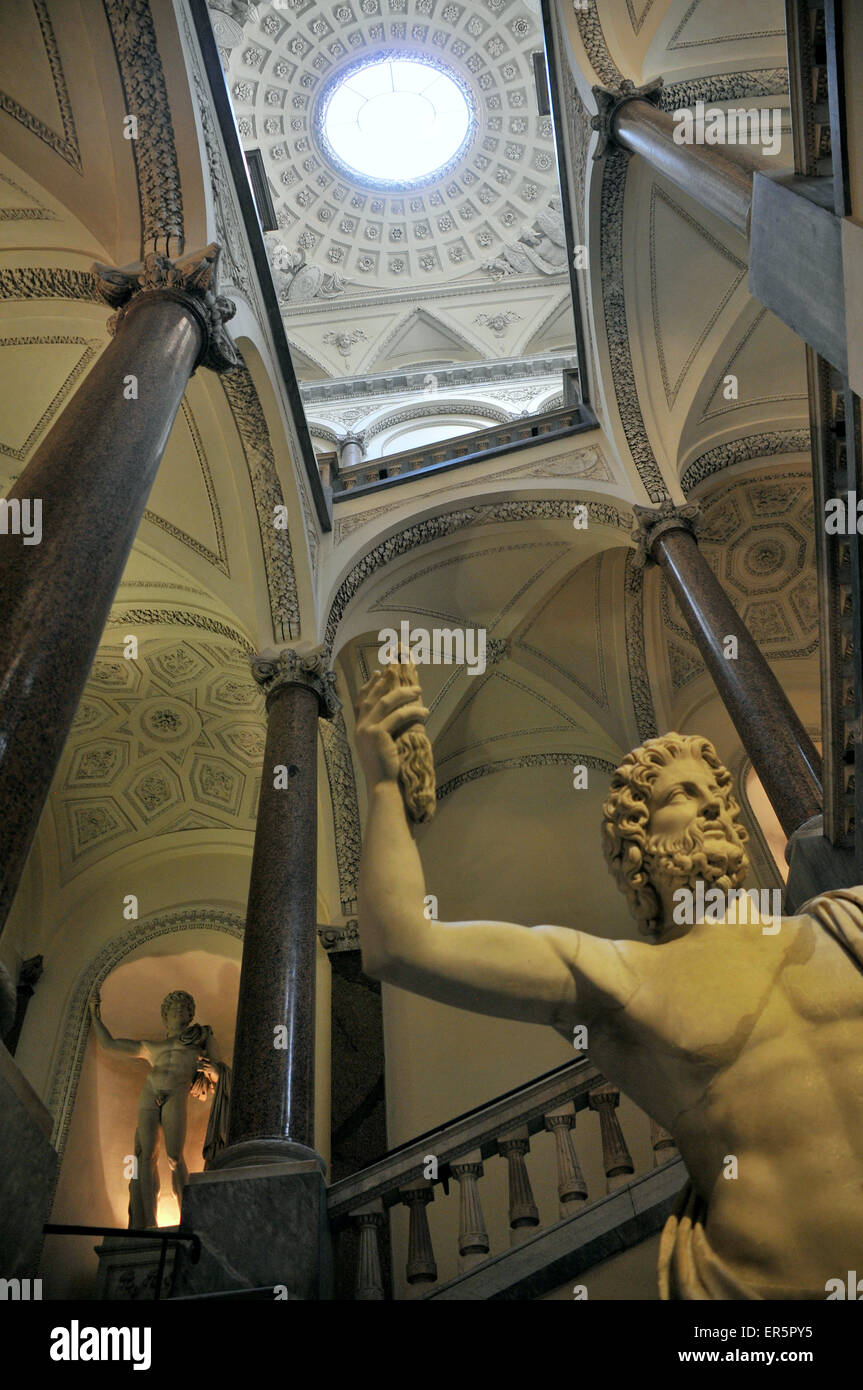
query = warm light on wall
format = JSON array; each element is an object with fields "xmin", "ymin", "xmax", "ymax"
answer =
[
  {"xmin": 745, "ymin": 767, "xmax": 789, "ymax": 881},
  {"xmin": 157, "ymin": 1193, "xmax": 181, "ymax": 1229}
]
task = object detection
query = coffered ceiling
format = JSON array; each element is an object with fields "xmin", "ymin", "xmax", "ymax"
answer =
[{"xmin": 213, "ymin": 0, "xmax": 562, "ymax": 285}]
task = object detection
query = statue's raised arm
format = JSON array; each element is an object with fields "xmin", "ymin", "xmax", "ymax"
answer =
[
  {"xmin": 89, "ymin": 987, "xmax": 148, "ymax": 1059},
  {"xmin": 354, "ymin": 663, "xmax": 607, "ymax": 1028},
  {"xmin": 353, "ymin": 664, "xmax": 863, "ymax": 1300}
]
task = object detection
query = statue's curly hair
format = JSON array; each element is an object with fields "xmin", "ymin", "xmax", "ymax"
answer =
[
  {"xmin": 601, "ymin": 733, "xmax": 748, "ymax": 940},
  {"xmin": 160, "ymin": 990, "xmax": 195, "ymax": 1027}
]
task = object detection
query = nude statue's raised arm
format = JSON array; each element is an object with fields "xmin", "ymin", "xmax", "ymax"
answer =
[
  {"xmin": 355, "ymin": 673, "xmax": 621, "ymax": 1028},
  {"xmin": 89, "ymin": 987, "xmax": 149, "ymax": 1059}
]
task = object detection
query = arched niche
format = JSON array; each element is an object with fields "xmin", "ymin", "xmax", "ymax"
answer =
[{"xmin": 45, "ymin": 914, "xmax": 243, "ymax": 1299}]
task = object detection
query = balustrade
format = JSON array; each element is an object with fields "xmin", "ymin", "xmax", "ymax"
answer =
[{"xmin": 327, "ymin": 1058, "xmax": 680, "ymax": 1298}]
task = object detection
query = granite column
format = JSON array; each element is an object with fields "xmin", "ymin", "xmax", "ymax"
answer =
[
  {"xmin": 634, "ymin": 502, "xmax": 822, "ymax": 838},
  {"xmin": 0, "ymin": 245, "xmax": 237, "ymax": 937},
  {"xmin": 591, "ymin": 79, "xmax": 758, "ymax": 237},
  {"xmin": 215, "ymin": 649, "xmax": 340, "ymax": 1168},
  {"xmin": 175, "ymin": 649, "xmax": 339, "ymax": 1298}
]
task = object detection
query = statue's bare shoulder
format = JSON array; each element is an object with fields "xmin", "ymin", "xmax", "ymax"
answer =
[{"xmin": 537, "ymin": 925, "xmax": 645, "ymax": 1029}]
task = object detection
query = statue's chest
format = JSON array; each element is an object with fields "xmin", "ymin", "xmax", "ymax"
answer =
[{"xmin": 619, "ymin": 929, "xmax": 792, "ymax": 1068}]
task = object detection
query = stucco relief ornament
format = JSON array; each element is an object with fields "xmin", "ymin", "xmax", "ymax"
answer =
[
  {"xmin": 475, "ymin": 310, "xmax": 522, "ymax": 337},
  {"xmin": 324, "ymin": 328, "xmax": 367, "ymax": 360},
  {"xmin": 265, "ymin": 233, "xmax": 345, "ymax": 302},
  {"xmin": 481, "ymin": 197, "xmax": 567, "ymax": 278},
  {"xmin": 91, "ymin": 243, "xmax": 239, "ymax": 372}
]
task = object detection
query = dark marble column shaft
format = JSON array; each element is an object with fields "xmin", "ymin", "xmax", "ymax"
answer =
[
  {"xmin": 0, "ymin": 245, "xmax": 236, "ymax": 937},
  {"xmin": 635, "ymin": 503, "xmax": 822, "ymax": 837},
  {"xmin": 591, "ymin": 80, "xmax": 758, "ymax": 238},
  {"xmin": 218, "ymin": 650, "xmax": 340, "ymax": 1169}
]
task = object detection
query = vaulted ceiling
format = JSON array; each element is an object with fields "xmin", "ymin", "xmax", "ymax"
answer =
[{"xmin": 212, "ymin": 0, "xmax": 577, "ymax": 387}]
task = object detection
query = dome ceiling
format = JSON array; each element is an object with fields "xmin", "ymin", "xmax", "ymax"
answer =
[{"xmin": 213, "ymin": 0, "xmax": 563, "ymax": 288}]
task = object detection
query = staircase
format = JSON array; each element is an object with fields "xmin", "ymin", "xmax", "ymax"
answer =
[{"xmin": 328, "ymin": 1057, "xmax": 686, "ymax": 1300}]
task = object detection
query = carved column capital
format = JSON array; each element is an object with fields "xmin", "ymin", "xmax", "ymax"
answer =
[
  {"xmin": 631, "ymin": 499, "xmax": 701, "ymax": 569},
  {"xmin": 251, "ymin": 645, "xmax": 342, "ymax": 720},
  {"xmin": 588, "ymin": 1082, "xmax": 621, "ymax": 1113},
  {"xmin": 91, "ymin": 243, "xmax": 238, "ymax": 373},
  {"xmin": 591, "ymin": 77, "xmax": 664, "ymax": 159}
]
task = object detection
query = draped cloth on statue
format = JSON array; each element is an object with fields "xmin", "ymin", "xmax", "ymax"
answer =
[
  {"xmin": 202, "ymin": 1061, "xmax": 231, "ymax": 1164},
  {"xmin": 658, "ymin": 887, "xmax": 863, "ymax": 1301}
]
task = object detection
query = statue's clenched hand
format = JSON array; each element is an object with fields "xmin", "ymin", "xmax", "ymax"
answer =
[{"xmin": 354, "ymin": 671, "xmax": 428, "ymax": 788}]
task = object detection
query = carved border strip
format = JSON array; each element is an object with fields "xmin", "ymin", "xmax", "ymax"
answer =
[
  {"xmin": 436, "ymin": 752, "xmax": 616, "ymax": 801},
  {"xmin": 599, "ymin": 145, "xmax": 669, "ymax": 502},
  {"xmin": 104, "ymin": 607, "xmax": 254, "ymax": 653},
  {"xmin": 624, "ymin": 548, "xmax": 659, "ymax": 743},
  {"xmin": 680, "ymin": 429, "xmax": 811, "ymax": 495},
  {"xmin": 102, "ymin": 0, "xmax": 184, "ymax": 253},
  {"xmin": 220, "ymin": 361, "xmax": 301, "ymax": 643},
  {"xmin": 0, "ymin": 267, "xmax": 101, "ymax": 303},
  {"xmin": 0, "ymin": 0, "xmax": 81, "ymax": 172},
  {"xmin": 319, "ymin": 710, "xmax": 362, "ymax": 917}
]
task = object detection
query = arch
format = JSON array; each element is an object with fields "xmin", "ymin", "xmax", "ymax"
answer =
[{"xmin": 46, "ymin": 907, "xmax": 245, "ymax": 1169}]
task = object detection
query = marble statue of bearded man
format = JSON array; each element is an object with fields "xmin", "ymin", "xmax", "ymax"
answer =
[{"xmin": 353, "ymin": 672, "xmax": 863, "ymax": 1299}]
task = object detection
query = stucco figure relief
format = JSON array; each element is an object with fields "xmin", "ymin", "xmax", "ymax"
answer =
[
  {"xmin": 354, "ymin": 669, "xmax": 863, "ymax": 1299},
  {"xmin": 482, "ymin": 197, "xmax": 568, "ymax": 279},
  {"xmin": 265, "ymin": 234, "xmax": 345, "ymax": 303},
  {"xmin": 89, "ymin": 988, "xmax": 230, "ymax": 1228}
]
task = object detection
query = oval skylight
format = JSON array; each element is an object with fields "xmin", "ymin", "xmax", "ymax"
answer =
[{"xmin": 319, "ymin": 56, "xmax": 473, "ymax": 188}]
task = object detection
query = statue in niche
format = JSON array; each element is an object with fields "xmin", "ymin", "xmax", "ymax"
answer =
[
  {"xmin": 89, "ymin": 988, "xmax": 231, "ymax": 1229},
  {"xmin": 482, "ymin": 197, "xmax": 568, "ymax": 279},
  {"xmin": 353, "ymin": 667, "xmax": 863, "ymax": 1299},
  {"xmin": 265, "ymin": 234, "xmax": 345, "ymax": 303}
]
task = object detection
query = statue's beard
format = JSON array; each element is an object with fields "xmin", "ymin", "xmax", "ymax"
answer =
[{"xmin": 643, "ymin": 816, "xmax": 747, "ymax": 902}]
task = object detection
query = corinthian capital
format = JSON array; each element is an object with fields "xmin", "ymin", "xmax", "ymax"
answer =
[
  {"xmin": 631, "ymin": 499, "xmax": 701, "ymax": 568},
  {"xmin": 91, "ymin": 242, "xmax": 238, "ymax": 372},
  {"xmin": 251, "ymin": 645, "xmax": 342, "ymax": 719},
  {"xmin": 591, "ymin": 76, "xmax": 663, "ymax": 159}
]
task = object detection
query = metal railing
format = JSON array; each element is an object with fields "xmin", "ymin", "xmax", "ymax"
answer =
[{"xmin": 43, "ymin": 1223, "xmax": 200, "ymax": 1301}]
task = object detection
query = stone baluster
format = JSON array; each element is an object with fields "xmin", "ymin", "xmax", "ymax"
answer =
[
  {"xmin": 544, "ymin": 1102, "xmax": 588, "ymax": 1218},
  {"xmin": 352, "ymin": 1199, "xmax": 386, "ymax": 1300},
  {"xmin": 649, "ymin": 1116, "xmax": 679, "ymax": 1167},
  {"xmin": 450, "ymin": 1150, "xmax": 490, "ymax": 1271},
  {"xmin": 589, "ymin": 1084, "xmax": 635, "ymax": 1192},
  {"xmin": 338, "ymin": 431, "xmax": 365, "ymax": 471},
  {"xmin": 399, "ymin": 1180, "xmax": 437, "ymax": 1285},
  {"xmin": 497, "ymin": 1125, "xmax": 540, "ymax": 1240},
  {"xmin": 317, "ymin": 455, "xmax": 333, "ymax": 489}
]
